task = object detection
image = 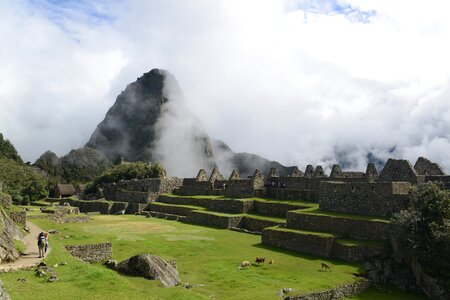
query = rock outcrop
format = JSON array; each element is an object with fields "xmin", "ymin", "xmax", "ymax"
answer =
[
  {"xmin": 0, "ymin": 205, "xmax": 23, "ymax": 264},
  {"xmin": 112, "ymin": 254, "xmax": 180, "ymax": 287}
]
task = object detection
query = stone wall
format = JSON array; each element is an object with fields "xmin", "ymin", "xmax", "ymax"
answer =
[
  {"xmin": 49, "ymin": 215, "xmax": 92, "ymax": 224},
  {"xmin": 425, "ymin": 175, "xmax": 450, "ymax": 190},
  {"xmin": 157, "ymin": 195, "xmax": 211, "ymax": 207},
  {"xmin": 414, "ymin": 157, "xmax": 446, "ymax": 176},
  {"xmin": 286, "ymin": 279, "xmax": 371, "ymax": 300},
  {"xmin": 208, "ymin": 199, "xmax": 254, "ymax": 214},
  {"xmin": 262, "ymin": 227, "xmax": 389, "ymax": 262},
  {"xmin": 104, "ymin": 177, "xmax": 183, "ymax": 202},
  {"xmin": 176, "ymin": 181, "xmax": 212, "ymax": 196},
  {"xmin": 319, "ymin": 181, "xmax": 411, "ymax": 217},
  {"xmin": 8, "ymin": 211, "xmax": 26, "ymax": 225},
  {"xmin": 223, "ymin": 179, "xmax": 263, "ymax": 198},
  {"xmin": 185, "ymin": 211, "xmax": 242, "ymax": 229},
  {"xmin": 238, "ymin": 217, "xmax": 284, "ymax": 233},
  {"xmin": 262, "ymin": 227, "xmax": 335, "ymax": 258},
  {"xmin": 63, "ymin": 199, "xmax": 113, "ymax": 214},
  {"xmin": 333, "ymin": 242, "xmax": 389, "ymax": 262},
  {"xmin": 65, "ymin": 242, "xmax": 112, "ymax": 263},
  {"xmin": 252, "ymin": 201, "xmax": 308, "ymax": 218},
  {"xmin": 379, "ymin": 159, "xmax": 419, "ymax": 183},
  {"xmin": 148, "ymin": 203, "xmax": 197, "ymax": 217},
  {"xmin": 266, "ymin": 189, "xmax": 315, "ymax": 202},
  {"xmin": 286, "ymin": 212, "xmax": 391, "ymax": 240}
]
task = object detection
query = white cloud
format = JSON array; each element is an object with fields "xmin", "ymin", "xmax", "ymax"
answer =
[{"xmin": 1, "ymin": 0, "xmax": 450, "ymax": 174}]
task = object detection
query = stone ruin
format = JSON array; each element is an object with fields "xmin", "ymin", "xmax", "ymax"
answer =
[{"xmin": 175, "ymin": 168, "xmax": 265, "ymax": 198}]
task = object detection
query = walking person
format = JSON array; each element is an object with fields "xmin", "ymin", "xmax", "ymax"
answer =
[{"xmin": 37, "ymin": 232, "xmax": 46, "ymax": 258}]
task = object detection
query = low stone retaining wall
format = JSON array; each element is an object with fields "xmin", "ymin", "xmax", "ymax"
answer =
[
  {"xmin": 262, "ymin": 228, "xmax": 335, "ymax": 258},
  {"xmin": 63, "ymin": 199, "xmax": 112, "ymax": 214},
  {"xmin": 238, "ymin": 217, "xmax": 284, "ymax": 233},
  {"xmin": 9, "ymin": 211, "xmax": 26, "ymax": 225},
  {"xmin": 286, "ymin": 212, "xmax": 390, "ymax": 240},
  {"xmin": 65, "ymin": 242, "xmax": 112, "ymax": 263},
  {"xmin": 333, "ymin": 242, "xmax": 389, "ymax": 262},
  {"xmin": 286, "ymin": 279, "xmax": 371, "ymax": 300},
  {"xmin": 252, "ymin": 201, "xmax": 307, "ymax": 218},
  {"xmin": 266, "ymin": 189, "xmax": 316, "ymax": 202},
  {"xmin": 49, "ymin": 215, "xmax": 92, "ymax": 224},
  {"xmin": 157, "ymin": 195, "xmax": 210, "ymax": 207},
  {"xmin": 208, "ymin": 199, "xmax": 253, "ymax": 214},
  {"xmin": 185, "ymin": 211, "xmax": 242, "ymax": 229},
  {"xmin": 62, "ymin": 199, "xmax": 131, "ymax": 214},
  {"xmin": 148, "ymin": 203, "xmax": 197, "ymax": 217}
]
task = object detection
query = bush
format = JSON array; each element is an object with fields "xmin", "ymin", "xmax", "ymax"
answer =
[
  {"xmin": 392, "ymin": 182, "xmax": 450, "ymax": 278},
  {"xmin": 0, "ymin": 158, "xmax": 48, "ymax": 204},
  {"xmin": 94, "ymin": 161, "xmax": 166, "ymax": 185}
]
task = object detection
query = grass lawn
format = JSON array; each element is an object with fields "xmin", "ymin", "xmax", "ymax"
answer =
[
  {"xmin": 0, "ymin": 214, "xmax": 425, "ymax": 300},
  {"xmin": 1, "ymin": 214, "xmax": 362, "ymax": 300}
]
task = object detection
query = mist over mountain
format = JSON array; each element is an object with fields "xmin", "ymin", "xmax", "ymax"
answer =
[{"xmin": 85, "ymin": 69, "xmax": 292, "ymax": 178}]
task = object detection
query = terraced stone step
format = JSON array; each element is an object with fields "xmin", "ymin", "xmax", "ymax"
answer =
[
  {"xmin": 145, "ymin": 211, "xmax": 187, "ymax": 221},
  {"xmin": 147, "ymin": 202, "xmax": 205, "ymax": 217},
  {"xmin": 158, "ymin": 194, "xmax": 316, "ymax": 218},
  {"xmin": 182, "ymin": 210, "xmax": 285, "ymax": 233},
  {"xmin": 286, "ymin": 209, "xmax": 391, "ymax": 240},
  {"xmin": 262, "ymin": 226, "xmax": 389, "ymax": 262},
  {"xmin": 183, "ymin": 211, "xmax": 242, "ymax": 229}
]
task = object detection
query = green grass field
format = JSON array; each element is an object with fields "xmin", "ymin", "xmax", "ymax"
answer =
[{"xmin": 0, "ymin": 213, "xmax": 425, "ymax": 299}]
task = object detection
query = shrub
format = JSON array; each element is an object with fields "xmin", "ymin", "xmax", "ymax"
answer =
[{"xmin": 392, "ymin": 182, "xmax": 450, "ymax": 278}]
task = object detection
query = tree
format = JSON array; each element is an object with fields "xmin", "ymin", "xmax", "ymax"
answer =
[
  {"xmin": 0, "ymin": 133, "xmax": 22, "ymax": 163},
  {"xmin": 0, "ymin": 158, "xmax": 48, "ymax": 204},
  {"xmin": 392, "ymin": 182, "xmax": 450, "ymax": 278}
]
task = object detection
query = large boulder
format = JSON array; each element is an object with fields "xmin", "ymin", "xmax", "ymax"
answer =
[{"xmin": 114, "ymin": 254, "xmax": 180, "ymax": 287}]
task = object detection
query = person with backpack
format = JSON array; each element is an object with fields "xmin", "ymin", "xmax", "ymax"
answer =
[
  {"xmin": 37, "ymin": 232, "xmax": 46, "ymax": 258},
  {"xmin": 44, "ymin": 232, "xmax": 49, "ymax": 254}
]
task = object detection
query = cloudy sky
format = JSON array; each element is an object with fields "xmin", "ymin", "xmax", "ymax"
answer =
[{"xmin": 1, "ymin": 0, "xmax": 450, "ymax": 173}]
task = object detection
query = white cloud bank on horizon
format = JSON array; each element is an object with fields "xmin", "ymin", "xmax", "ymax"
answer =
[{"xmin": 1, "ymin": 0, "xmax": 450, "ymax": 174}]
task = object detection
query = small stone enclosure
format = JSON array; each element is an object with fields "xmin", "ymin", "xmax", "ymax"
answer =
[{"xmin": 65, "ymin": 242, "xmax": 112, "ymax": 263}]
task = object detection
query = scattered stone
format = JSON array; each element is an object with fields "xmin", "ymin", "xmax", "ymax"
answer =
[
  {"xmin": 35, "ymin": 262, "xmax": 57, "ymax": 280},
  {"xmin": 48, "ymin": 230, "xmax": 60, "ymax": 234},
  {"xmin": 113, "ymin": 254, "xmax": 180, "ymax": 287},
  {"xmin": 23, "ymin": 226, "xmax": 30, "ymax": 233},
  {"xmin": 48, "ymin": 275, "xmax": 59, "ymax": 282},
  {"xmin": 60, "ymin": 261, "xmax": 67, "ymax": 266},
  {"xmin": 17, "ymin": 278, "xmax": 27, "ymax": 283},
  {"xmin": 104, "ymin": 260, "xmax": 117, "ymax": 269},
  {"xmin": 35, "ymin": 269, "xmax": 47, "ymax": 277},
  {"xmin": 53, "ymin": 264, "xmax": 58, "ymax": 268},
  {"xmin": 277, "ymin": 288, "xmax": 295, "ymax": 298}
]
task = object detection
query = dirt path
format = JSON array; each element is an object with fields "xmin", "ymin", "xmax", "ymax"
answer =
[{"xmin": 0, "ymin": 221, "xmax": 50, "ymax": 272}]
